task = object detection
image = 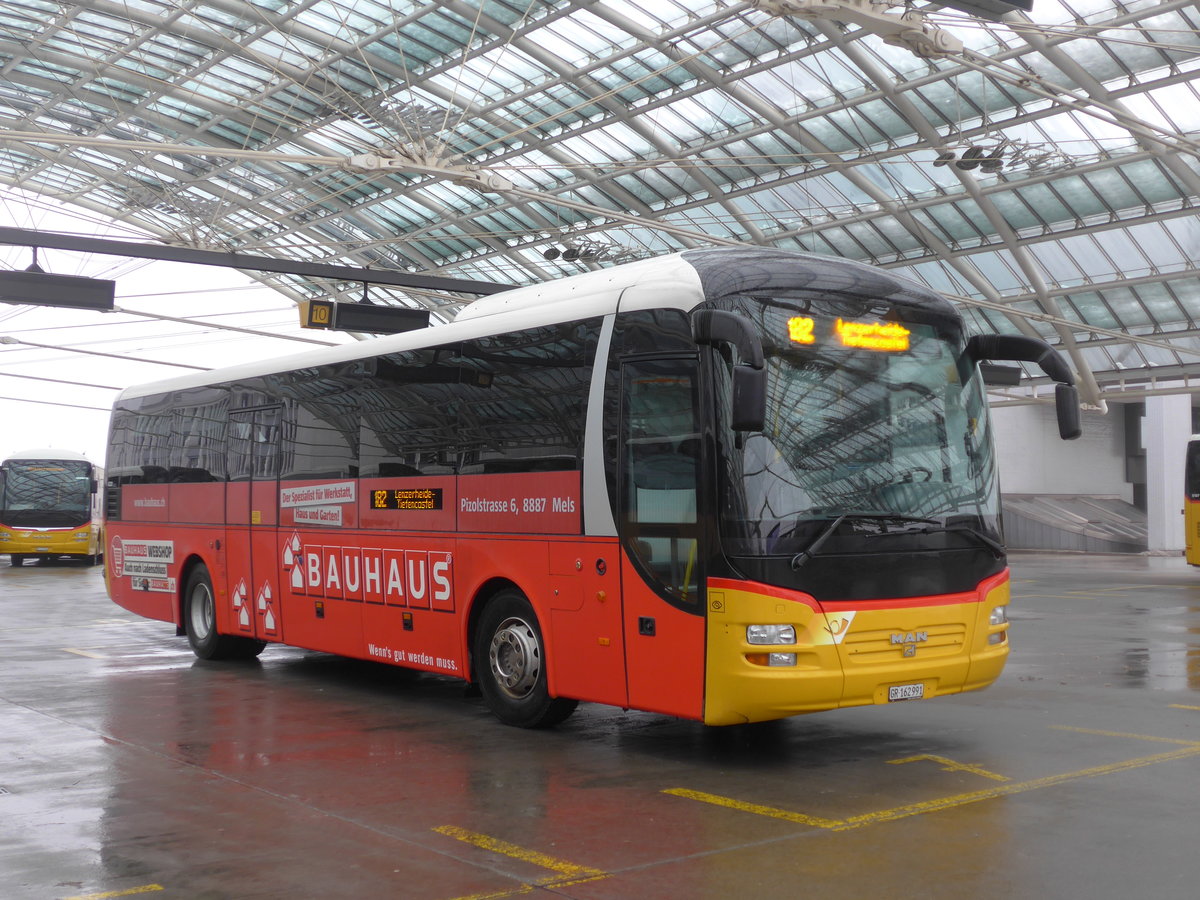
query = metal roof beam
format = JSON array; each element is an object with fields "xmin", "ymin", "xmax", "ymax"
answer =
[{"xmin": 0, "ymin": 226, "xmax": 509, "ymax": 295}]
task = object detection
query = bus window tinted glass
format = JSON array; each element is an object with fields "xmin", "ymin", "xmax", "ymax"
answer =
[
  {"xmin": 455, "ymin": 320, "xmax": 598, "ymax": 474},
  {"xmin": 166, "ymin": 387, "xmax": 228, "ymax": 482},
  {"xmin": 1187, "ymin": 440, "xmax": 1200, "ymax": 500},
  {"xmin": 359, "ymin": 348, "xmax": 462, "ymax": 477},
  {"xmin": 274, "ymin": 366, "xmax": 360, "ymax": 480},
  {"xmin": 228, "ymin": 407, "xmax": 281, "ymax": 481},
  {"xmin": 108, "ymin": 401, "xmax": 172, "ymax": 485},
  {"xmin": 0, "ymin": 459, "xmax": 91, "ymax": 528}
]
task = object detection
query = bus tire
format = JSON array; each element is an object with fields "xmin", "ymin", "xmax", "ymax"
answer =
[
  {"xmin": 474, "ymin": 590, "xmax": 578, "ymax": 728},
  {"xmin": 10, "ymin": 554, "xmax": 25, "ymax": 567},
  {"xmin": 183, "ymin": 565, "xmax": 267, "ymax": 661}
]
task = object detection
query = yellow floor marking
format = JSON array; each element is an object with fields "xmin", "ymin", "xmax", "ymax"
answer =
[
  {"xmin": 887, "ymin": 754, "xmax": 1010, "ymax": 782},
  {"xmin": 1052, "ymin": 725, "xmax": 1200, "ymax": 746},
  {"xmin": 441, "ymin": 886, "xmax": 535, "ymax": 900},
  {"xmin": 434, "ymin": 825, "xmax": 609, "ymax": 900},
  {"xmin": 62, "ymin": 885, "xmax": 164, "ymax": 900},
  {"xmin": 661, "ymin": 788, "xmax": 843, "ymax": 828},
  {"xmin": 1170, "ymin": 704, "xmax": 1200, "ymax": 711},
  {"xmin": 666, "ymin": 740, "xmax": 1200, "ymax": 833},
  {"xmin": 62, "ymin": 648, "xmax": 108, "ymax": 659},
  {"xmin": 836, "ymin": 743, "xmax": 1200, "ymax": 830}
]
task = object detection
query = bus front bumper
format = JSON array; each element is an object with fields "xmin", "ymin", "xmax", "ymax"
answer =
[
  {"xmin": 704, "ymin": 573, "xmax": 1011, "ymax": 726},
  {"xmin": 1, "ymin": 527, "xmax": 95, "ymax": 556}
]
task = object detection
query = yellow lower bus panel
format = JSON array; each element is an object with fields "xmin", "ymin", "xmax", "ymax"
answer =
[
  {"xmin": 704, "ymin": 575, "xmax": 1011, "ymax": 726},
  {"xmin": 1186, "ymin": 499, "xmax": 1200, "ymax": 567},
  {"xmin": 1, "ymin": 523, "xmax": 102, "ymax": 562}
]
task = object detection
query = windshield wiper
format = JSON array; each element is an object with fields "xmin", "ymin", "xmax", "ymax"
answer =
[
  {"xmin": 911, "ymin": 523, "xmax": 1005, "ymax": 558},
  {"xmin": 789, "ymin": 514, "xmax": 1002, "ymax": 569},
  {"xmin": 790, "ymin": 514, "xmax": 846, "ymax": 571},
  {"xmin": 857, "ymin": 516, "xmax": 1006, "ymax": 559},
  {"xmin": 789, "ymin": 513, "xmax": 931, "ymax": 569}
]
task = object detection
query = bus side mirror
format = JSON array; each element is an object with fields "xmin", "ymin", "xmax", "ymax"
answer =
[
  {"xmin": 90, "ymin": 478, "xmax": 99, "ymax": 494},
  {"xmin": 732, "ymin": 366, "xmax": 767, "ymax": 433},
  {"xmin": 966, "ymin": 334, "xmax": 1082, "ymax": 441},
  {"xmin": 1055, "ymin": 383, "xmax": 1082, "ymax": 441},
  {"xmin": 693, "ymin": 310, "xmax": 766, "ymax": 433}
]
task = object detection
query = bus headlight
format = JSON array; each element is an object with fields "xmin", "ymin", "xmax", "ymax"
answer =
[
  {"xmin": 988, "ymin": 605, "xmax": 1009, "ymax": 645},
  {"xmin": 747, "ymin": 624, "xmax": 796, "ymax": 645}
]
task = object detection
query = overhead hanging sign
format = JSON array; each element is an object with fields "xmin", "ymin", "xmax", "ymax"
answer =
[
  {"xmin": 299, "ymin": 299, "xmax": 429, "ymax": 334},
  {"xmin": 0, "ymin": 270, "xmax": 115, "ymax": 310}
]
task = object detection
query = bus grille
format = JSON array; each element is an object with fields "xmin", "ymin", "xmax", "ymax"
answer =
[
  {"xmin": 841, "ymin": 623, "xmax": 967, "ymax": 663},
  {"xmin": 104, "ymin": 485, "xmax": 121, "ymax": 521}
]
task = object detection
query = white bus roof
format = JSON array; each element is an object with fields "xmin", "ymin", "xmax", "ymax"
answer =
[
  {"xmin": 4, "ymin": 448, "xmax": 92, "ymax": 462},
  {"xmin": 115, "ymin": 252, "xmax": 705, "ymax": 403}
]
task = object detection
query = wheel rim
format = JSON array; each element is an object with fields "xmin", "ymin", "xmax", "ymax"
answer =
[
  {"xmin": 488, "ymin": 616, "xmax": 541, "ymax": 700},
  {"xmin": 189, "ymin": 581, "xmax": 214, "ymax": 640}
]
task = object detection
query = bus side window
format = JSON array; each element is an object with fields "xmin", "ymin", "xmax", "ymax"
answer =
[
  {"xmin": 228, "ymin": 409, "xmax": 281, "ymax": 481},
  {"xmin": 359, "ymin": 347, "xmax": 461, "ymax": 477},
  {"xmin": 621, "ymin": 359, "xmax": 702, "ymax": 606}
]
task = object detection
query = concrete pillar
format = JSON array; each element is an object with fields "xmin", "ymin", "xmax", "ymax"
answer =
[{"xmin": 1143, "ymin": 394, "xmax": 1190, "ymax": 552}]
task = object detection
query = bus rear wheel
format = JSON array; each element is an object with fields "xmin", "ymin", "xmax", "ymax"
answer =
[
  {"xmin": 9, "ymin": 554, "xmax": 26, "ymax": 567},
  {"xmin": 183, "ymin": 565, "xmax": 266, "ymax": 661},
  {"xmin": 474, "ymin": 590, "xmax": 577, "ymax": 728}
]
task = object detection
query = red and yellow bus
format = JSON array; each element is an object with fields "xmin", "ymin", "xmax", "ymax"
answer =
[
  {"xmin": 1, "ymin": 449, "xmax": 104, "ymax": 566},
  {"xmin": 104, "ymin": 249, "xmax": 1080, "ymax": 727},
  {"xmin": 1187, "ymin": 436, "xmax": 1200, "ymax": 567}
]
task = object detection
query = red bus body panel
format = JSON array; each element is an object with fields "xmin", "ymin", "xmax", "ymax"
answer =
[{"xmin": 109, "ymin": 473, "xmax": 714, "ymax": 718}]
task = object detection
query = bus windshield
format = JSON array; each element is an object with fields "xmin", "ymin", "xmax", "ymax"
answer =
[
  {"xmin": 1186, "ymin": 438, "xmax": 1200, "ymax": 501},
  {"xmin": 0, "ymin": 459, "xmax": 93, "ymax": 528},
  {"xmin": 716, "ymin": 301, "xmax": 999, "ymax": 561}
]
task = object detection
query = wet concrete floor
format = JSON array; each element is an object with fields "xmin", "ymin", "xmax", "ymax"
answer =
[{"xmin": 2, "ymin": 552, "xmax": 1200, "ymax": 899}]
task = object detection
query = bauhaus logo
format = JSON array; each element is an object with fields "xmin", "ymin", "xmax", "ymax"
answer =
[{"xmin": 282, "ymin": 532, "xmax": 453, "ymax": 610}]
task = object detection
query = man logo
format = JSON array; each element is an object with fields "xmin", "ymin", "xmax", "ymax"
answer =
[{"xmin": 892, "ymin": 631, "xmax": 928, "ymax": 656}]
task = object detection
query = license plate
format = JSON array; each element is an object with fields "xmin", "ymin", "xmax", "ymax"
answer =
[{"xmin": 888, "ymin": 683, "xmax": 924, "ymax": 702}]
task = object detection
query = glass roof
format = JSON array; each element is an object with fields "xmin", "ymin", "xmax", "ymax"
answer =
[{"xmin": 2, "ymin": 0, "xmax": 1199, "ymax": 411}]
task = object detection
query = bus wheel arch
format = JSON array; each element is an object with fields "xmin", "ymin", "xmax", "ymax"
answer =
[
  {"xmin": 179, "ymin": 557, "xmax": 265, "ymax": 662},
  {"xmin": 469, "ymin": 582, "xmax": 578, "ymax": 728},
  {"xmin": 176, "ymin": 555, "xmax": 207, "ymax": 633}
]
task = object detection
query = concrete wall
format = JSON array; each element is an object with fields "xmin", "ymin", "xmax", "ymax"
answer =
[
  {"xmin": 1143, "ymin": 395, "xmax": 1189, "ymax": 551},
  {"xmin": 991, "ymin": 402, "xmax": 1131, "ymax": 501}
]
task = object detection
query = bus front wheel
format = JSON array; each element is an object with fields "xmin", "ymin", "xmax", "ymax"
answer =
[
  {"xmin": 182, "ymin": 565, "xmax": 266, "ymax": 661},
  {"xmin": 474, "ymin": 590, "xmax": 578, "ymax": 728}
]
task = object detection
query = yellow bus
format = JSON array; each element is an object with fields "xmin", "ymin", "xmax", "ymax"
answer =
[
  {"xmin": 0, "ymin": 449, "xmax": 104, "ymax": 566},
  {"xmin": 1187, "ymin": 436, "xmax": 1200, "ymax": 567}
]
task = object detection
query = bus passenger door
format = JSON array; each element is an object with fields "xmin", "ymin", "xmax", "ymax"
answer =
[
  {"xmin": 619, "ymin": 357, "xmax": 707, "ymax": 720},
  {"xmin": 227, "ymin": 407, "xmax": 283, "ymax": 643}
]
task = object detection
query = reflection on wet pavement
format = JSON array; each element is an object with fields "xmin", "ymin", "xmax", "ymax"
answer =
[{"xmin": 3, "ymin": 552, "xmax": 1200, "ymax": 899}]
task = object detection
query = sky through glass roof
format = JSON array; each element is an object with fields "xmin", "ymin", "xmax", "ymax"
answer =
[{"xmin": 1, "ymin": 0, "xmax": 1199, "ymax": 444}]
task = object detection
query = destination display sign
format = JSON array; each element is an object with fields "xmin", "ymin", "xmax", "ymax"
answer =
[
  {"xmin": 788, "ymin": 316, "xmax": 911, "ymax": 352},
  {"xmin": 371, "ymin": 487, "xmax": 444, "ymax": 511}
]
